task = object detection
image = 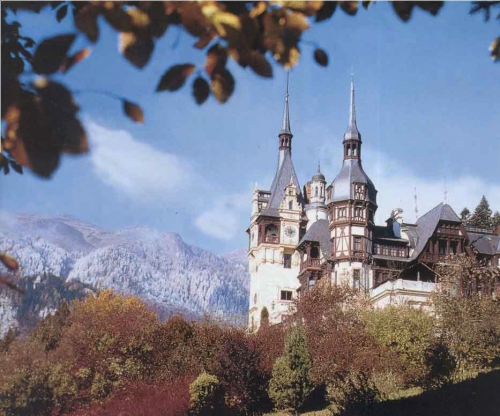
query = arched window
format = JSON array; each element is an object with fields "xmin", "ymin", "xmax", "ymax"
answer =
[
  {"xmin": 265, "ymin": 224, "xmax": 279, "ymax": 243},
  {"xmin": 315, "ymin": 187, "xmax": 318, "ymax": 197}
]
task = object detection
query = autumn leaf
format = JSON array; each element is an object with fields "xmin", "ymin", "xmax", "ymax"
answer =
[
  {"xmin": 340, "ymin": 1, "xmax": 359, "ymax": 16},
  {"xmin": 0, "ymin": 252, "xmax": 19, "ymax": 273},
  {"xmin": 392, "ymin": 2, "xmax": 414, "ymax": 22},
  {"xmin": 211, "ymin": 69, "xmax": 235, "ymax": 104},
  {"xmin": 32, "ymin": 34, "xmax": 76, "ymax": 74},
  {"xmin": 314, "ymin": 48, "xmax": 328, "ymax": 66},
  {"xmin": 247, "ymin": 51, "xmax": 273, "ymax": 78},
  {"xmin": 0, "ymin": 275, "xmax": 24, "ymax": 293},
  {"xmin": 119, "ymin": 32, "xmax": 154, "ymax": 69},
  {"xmin": 315, "ymin": 2, "xmax": 337, "ymax": 22},
  {"xmin": 192, "ymin": 77, "xmax": 210, "ymax": 105},
  {"xmin": 156, "ymin": 64, "xmax": 196, "ymax": 92},
  {"xmin": 75, "ymin": 4, "xmax": 100, "ymax": 43},
  {"xmin": 123, "ymin": 100, "xmax": 144, "ymax": 123},
  {"xmin": 60, "ymin": 48, "xmax": 91, "ymax": 73},
  {"xmin": 205, "ymin": 43, "xmax": 227, "ymax": 77},
  {"xmin": 490, "ymin": 37, "xmax": 500, "ymax": 61}
]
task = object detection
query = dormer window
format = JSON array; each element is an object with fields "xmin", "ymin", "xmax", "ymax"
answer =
[
  {"xmin": 355, "ymin": 184, "xmax": 364, "ymax": 200},
  {"xmin": 288, "ymin": 200, "xmax": 293, "ymax": 210}
]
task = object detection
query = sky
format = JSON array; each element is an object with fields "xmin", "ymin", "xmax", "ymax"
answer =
[{"xmin": 1, "ymin": 2, "xmax": 499, "ymax": 254}]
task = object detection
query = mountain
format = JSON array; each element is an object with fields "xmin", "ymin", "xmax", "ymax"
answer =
[{"xmin": 0, "ymin": 214, "xmax": 249, "ymax": 336}]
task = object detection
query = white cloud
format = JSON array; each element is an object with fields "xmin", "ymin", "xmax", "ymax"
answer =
[
  {"xmin": 195, "ymin": 191, "xmax": 251, "ymax": 240},
  {"xmin": 86, "ymin": 121, "xmax": 203, "ymax": 205}
]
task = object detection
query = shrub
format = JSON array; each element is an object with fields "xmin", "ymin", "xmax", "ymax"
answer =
[
  {"xmin": 70, "ymin": 377, "xmax": 192, "ymax": 416},
  {"xmin": 268, "ymin": 325, "xmax": 313, "ymax": 413},
  {"xmin": 189, "ymin": 372, "xmax": 225, "ymax": 416},
  {"xmin": 363, "ymin": 305, "xmax": 438, "ymax": 386}
]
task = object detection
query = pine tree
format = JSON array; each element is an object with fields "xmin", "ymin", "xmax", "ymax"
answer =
[
  {"xmin": 492, "ymin": 211, "xmax": 500, "ymax": 228},
  {"xmin": 460, "ymin": 207, "xmax": 471, "ymax": 222},
  {"xmin": 260, "ymin": 306, "xmax": 270, "ymax": 328},
  {"xmin": 468, "ymin": 196, "xmax": 493, "ymax": 229},
  {"xmin": 268, "ymin": 324, "xmax": 313, "ymax": 412}
]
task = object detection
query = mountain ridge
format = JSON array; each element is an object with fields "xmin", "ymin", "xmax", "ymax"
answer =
[{"xmin": 0, "ymin": 214, "xmax": 249, "ymax": 335}]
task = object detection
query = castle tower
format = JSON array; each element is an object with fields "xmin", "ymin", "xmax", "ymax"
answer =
[
  {"xmin": 305, "ymin": 162, "xmax": 328, "ymax": 230},
  {"xmin": 326, "ymin": 76, "xmax": 378, "ymax": 290},
  {"xmin": 247, "ymin": 73, "xmax": 303, "ymax": 332}
]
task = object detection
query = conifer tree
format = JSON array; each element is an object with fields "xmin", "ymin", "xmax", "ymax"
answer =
[
  {"xmin": 468, "ymin": 196, "xmax": 493, "ymax": 229},
  {"xmin": 260, "ymin": 307, "xmax": 270, "ymax": 328},
  {"xmin": 492, "ymin": 211, "xmax": 500, "ymax": 228},
  {"xmin": 460, "ymin": 207, "xmax": 471, "ymax": 222},
  {"xmin": 268, "ymin": 324, "xmax": 313, "ymax": 412}
]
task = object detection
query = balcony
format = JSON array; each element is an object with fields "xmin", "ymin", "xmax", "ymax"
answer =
[
  {"xmin": 264, "ymin": 235, "xmax": 279, "ymax": 244},
  {"xmin": 300, "ymin": 258, "xmax": 321, "ymax": 272},
  {"xmin": 420, "ymin": 253, "xmax": 449, "ymax": 263}
]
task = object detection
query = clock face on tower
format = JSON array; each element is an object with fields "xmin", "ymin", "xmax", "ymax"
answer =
[{"xmin": 284, "ymin": 226, "xmax": 296, "ymax": 239}]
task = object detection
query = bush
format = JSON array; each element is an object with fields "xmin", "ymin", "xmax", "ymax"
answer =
[
  {"xmin": 363, "ymin": 305, "xmax": 438, "ymax": 386},
  {"xmin": 268, "ymin": 325, "xmax": 313, "ymax": 413},
  {"xmin": 70, "ymin": 377, "xmax": 192, "ymax": 416},
  {"xmin": 189, "ymin": 372, "xmax": 225, "ymax": 416}
]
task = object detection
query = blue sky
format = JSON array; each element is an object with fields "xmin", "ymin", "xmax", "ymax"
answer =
[{"xmin": 1, "ymin": 2, "xmax": 499, "ymax": 254}]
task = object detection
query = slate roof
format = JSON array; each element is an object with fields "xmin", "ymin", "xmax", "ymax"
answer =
[
  {"xmin": 467, "ymin": 232, "xmax": 500, "ymax": 256},
  {"xmin": 262, "ymin": 149, "xmax": 303, "ymax": 215},
  {"xmin": 344, "ymin": 76, "xmax": 361, "ymax": 141},
  {"xmin": 329, "ymin": 159, "xmax": 377, "ymax": 204},
  {"xmin": 408, "ymin": 203, "xmax": 461, "ymax": 261},
  {"xmin": 297, "ymin": 219, "xmax": 332, "ymax": 260}
]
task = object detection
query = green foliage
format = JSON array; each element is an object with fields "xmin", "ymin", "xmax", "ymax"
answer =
[
  {"xmin": 363, "ymin": 306, "xmax": 445, "ymax": 386},
  {"xmin": 468, "ymin": 195, "xmax": 493, "ymax": 228},
  {"xmin": 492, "ymin": 211, "xmax": 500, "ymax": 227},
  {"xmin": 460, "ymin": 207, "xmax": 470, "ymax": 222},
  {"xmin": 261, "ymin": 306, "xmax": 270, "ymax": 328},
  {"xmin": 189, "ymin": 372, "xmax": 225, "ymax": 416},
  {"xmin": 269, "ymin": 325, "xmax": 313, "ymax": 412}
]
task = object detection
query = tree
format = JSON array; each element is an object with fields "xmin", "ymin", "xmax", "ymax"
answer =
[
  {"xmin": 189, "ymin": 372, "xmax": 225, "ymax": 416},
  {"xmin": 460, "ymin": 207, "xmax": 471, "ymax": 222},
  {"xmin": 268, "ymin": 324, "xmax": 313, "ymax": 413},
  {"xmin": 468, "ymin": 195, "xmax": 493, "ymax": 229},
  {"xmin": 2, "ymin": 1, "xmax": 497, "ymax": 180},
  {"xmin": 492, "ymin": 210, "xmax": 500, "ymax": 227},
  {"xmin": 260, "ymin": 306, "xmax": 269, "ymax": 328}
]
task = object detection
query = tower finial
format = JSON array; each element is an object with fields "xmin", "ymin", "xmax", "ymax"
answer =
[
  {"xmin": 280, "ymin": 70, "xmax": 292, "ymax": 135},
  {"xmin": 317, "ymin": 159, "xmax": 321, "ymax": 173},
  {"xmin": 343, "ymin": 72, "xmax": 361, "ymax": 141}
]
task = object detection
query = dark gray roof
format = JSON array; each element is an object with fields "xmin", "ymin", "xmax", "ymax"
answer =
[
  {"xmin": 297, "ymin": 219, "xmax": 331, "ymax": 260},
  {"xmin": 409, "ymin": 203, "xmax": 461, "ymax": 261},
  {"xmin": 312, "ymin": 161, "xmax": 325, "ymax": 182},
  {"xmin": 263, "ymin": 149, "xmax": 302, "ymax": 214},
  {"xmin": 467, "ymin": 232, "xmax": 500, "ymax": 256},
  {"xmin": 329, "ymin": 159, "xmax": 377, "ymax": 204}
]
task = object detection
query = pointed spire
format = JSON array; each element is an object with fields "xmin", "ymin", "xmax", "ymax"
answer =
[
  {"xmin": 317, "ymin": 159, "xmax": 321, "ymax": 174},
  {"xmin": 280, "ymin": 70, "xmax": 292, "ymax": 136},
  {"xmin": 344, "ymin": 72, "xmax": 361, "ymax": 141}
]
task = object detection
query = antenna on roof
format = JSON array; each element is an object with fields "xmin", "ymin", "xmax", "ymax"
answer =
[{"xmin": 414, "ymin": 187, "xmax": 419, "ymax": 221}]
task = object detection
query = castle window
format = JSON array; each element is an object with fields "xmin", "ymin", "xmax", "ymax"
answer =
[
  {"xmin": 353, "ymin": 269, "xmax": 360, "ymax": 289},
  {"xmin": 265, "ymin": 224, "xmax": 279, "ymax": 244},
  {"xmin": 354, "ymin": 237, "xmax": 361, "ymax": 251},
  {"xmin": 382, "ymin": 246, "xmax": 389, "ymax": 256},
  {"xmin": 289, "ymin": 200, "xmax": 293, "ymax": 210},
  {"xmin": 283, "ymin": 254, "xmax": 292, "ymax": 269},
  {"xmin": 280, "ymin": 290, "xmax": 293, "ymax": 301},
  {"xmin": 310, "ymin": 246, "xmax": 320, "ymax": 259},
  {"xmin": 355, "ymin": 184, "xmax": 364, "ymax": 200},
  {"xmin": 321, "ymin": 186, "xmax": 324, "ymax": 197},
  {"xmin": 258, "ymin": 202, "xmax": 262, "ymax": 212},
  {"xmin": 315, "ymin": 187, "xmax": 318, "ymax": 197},
  {"xmin": 450, "ymin": 241, "xmax": 457, "ymax": 255},
  {"xmin": 439, "ymin": 240, "xmax": 447, "ymax": 255},
  {"xmin": 253, "ymin": 293, "xmax": 257, "ymax": 305}
]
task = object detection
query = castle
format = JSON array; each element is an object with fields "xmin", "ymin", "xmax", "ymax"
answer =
[{"xmin": 247, "ymin": 76, "xmax": 500, "ymax": 331}]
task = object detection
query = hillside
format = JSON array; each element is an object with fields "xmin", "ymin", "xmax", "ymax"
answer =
[{"xmin": 0, "ymin": 214, "xmax": 249, "ymax": 335}]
